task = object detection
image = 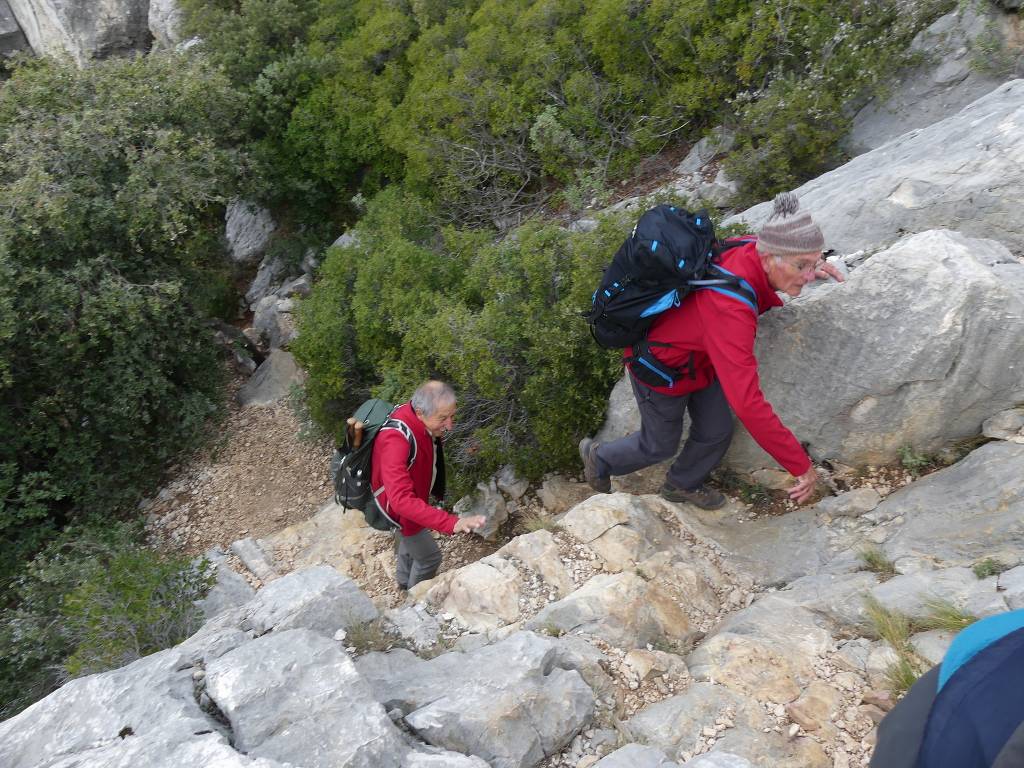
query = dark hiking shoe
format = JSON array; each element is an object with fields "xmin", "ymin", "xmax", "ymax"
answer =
[
  {"xmin": 660, "ymin": 482, "xmax": 726, "ymax": 510},
  {"xmin": 579, "ymin": 438, "xmax": 611, "ymax": 493}
]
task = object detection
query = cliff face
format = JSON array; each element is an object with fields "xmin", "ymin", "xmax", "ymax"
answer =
[{"xmin": 4, "ymin": 0, "xmax": 185, "ymax": 64}]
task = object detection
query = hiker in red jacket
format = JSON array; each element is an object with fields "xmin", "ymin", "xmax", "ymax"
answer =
[
  {"xmin": 580, "ymin": 192, "xmax": 844, "ymax": 509},
  {"xmin": 372, "ymin": 380, "xmax": 486, "ymax": 590}
]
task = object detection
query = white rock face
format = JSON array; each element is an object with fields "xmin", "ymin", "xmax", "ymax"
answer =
[
  {"xmin": 236, "ymin": 350, "xmax": 305, "ymax": 407},
  {"xmin": 8, "ymin": 0, "xmax": 151, "ymax": 64},
  {"xmin": 846, "ymin": 4, "xmax": 1021, "ymax": 156},
  {"xmin": 355, "ymin": 632, "xmax": 594, "ymax": 768},
  {"xmin": 880, "ymin": 441, "xmax": 1024, "ymax": 566},
  {"xmin": 225, "ymin": 199, "xmax": 277, "ymax": 264},
  {"xmin": 724, "ymin": 230, "xmax": 1024, "ymax": 471},
  {"xmin": 729, "ymin": 80, "xmax": 1024, "ymax": 256},
  {"xmin": 148, "ymin": 0, "xmax": 183, "ymax": 49},
  {"xmin": 0, "ymin": 1, "xmax": 29, "ymax": 55}
]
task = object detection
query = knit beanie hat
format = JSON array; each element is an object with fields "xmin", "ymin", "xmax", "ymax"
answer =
[{"xmin": 756, "ymin": 192, "xmax": 824, "ymax": 256}]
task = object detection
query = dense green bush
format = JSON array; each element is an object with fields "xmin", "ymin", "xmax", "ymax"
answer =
[
  {"xmin": 293, "ymin": 188, "xmax": 625, "ymax": 493},
  {"xmin": 0, "ymin": 523, "xmax": 212, "ymax": 719},
  {"xmin": 181, "ymin": 0, "xmax": 953, "ymax": 222},
  {"xmin": 0, "ymin": 53, "xmax": 245, "ymax": 589}
]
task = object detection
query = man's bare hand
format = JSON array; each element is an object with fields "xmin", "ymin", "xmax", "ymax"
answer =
[
  {"xmin": 788, "ymin": 467, "xmax": 820, "ymax": 504},
  {"xmin": 815, "ymin": 260, "xmax": 845, "ymax": 283},
  {"xmin": 454, "ymin": 515, "xmax": 487, "ymax": 533}
]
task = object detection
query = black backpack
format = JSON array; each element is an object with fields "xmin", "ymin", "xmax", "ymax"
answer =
[
  {"xmin": 583, "ymin": 205, "xmax": 757, "ymax": 388},
  {"xmin": 330, "ymin": 398, "xmax": 416, "ymax": 532}
]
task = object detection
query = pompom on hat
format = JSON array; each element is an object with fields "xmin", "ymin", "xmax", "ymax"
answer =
[{"xmin": 756, "ymin": 192, "xmax": 825, "ymax": 256}]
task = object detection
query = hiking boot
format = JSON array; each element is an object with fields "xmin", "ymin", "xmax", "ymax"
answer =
[
  {"xmin": 579, "ymin": 438, "xmax": 611, "ymax": 493},
  {"xmin": 660, "ymin": 482, "xmax": 726, "ymax": 510}
]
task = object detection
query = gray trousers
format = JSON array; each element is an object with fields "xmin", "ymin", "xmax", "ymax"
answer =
[
  {"xmin": 396, "ymin": 529, "xmax": 443, "ymax": 589},
  {"xmin": 593, "ymin": 374, "xmax": 734, "ymax": 490}
]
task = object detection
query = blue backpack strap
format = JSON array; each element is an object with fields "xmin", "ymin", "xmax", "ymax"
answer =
[{"xmin": 694, "ymin": 264, "xmax": 757, "ymax": 313}]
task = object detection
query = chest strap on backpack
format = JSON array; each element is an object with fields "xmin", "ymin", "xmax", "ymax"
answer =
[{"xmin": 626, "ymin": 340, "xmax": 695, "ymax": 388}]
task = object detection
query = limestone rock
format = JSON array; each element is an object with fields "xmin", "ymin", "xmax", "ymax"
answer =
[
  {"xmin": 262, "ymin": 500, "xmax": 381, "ymax": 579},
  {"xmin": 785, "ymin": 681, "xmax": 843, "ymax": 732},
  {"xmin": 527, "ymin": 571, "xmax": 690, "ymax": 647},
  {"xmin": 869, "ymin": 566, "xmax": 1007, "ymax": 619},
  {"xmin": 454, "ymin": 478, "xmax": 508, "ymax": 540},
  {"xmin": 729, "ymin": 81, "xmax": 1024, "ymax": 256},
  {"xmin": 1000, "ymin": 565, "xmax": 1024, "ymax": 609},
  {"xmin": 252, "ymin": 295, "xmax": 298, "ymax": 351},
  {"xmin": 688, "ymin": 597, "xmax": 834, "ymax": 705},
  {"xmin": 226, "ymin": 199, "xmax": 276, "ymax": 265},
  {"xmin": 983, "ymin": 407, "xmax": 1024, "ymax": 440},
  {"xmin": 229, "ymin": 536, "xmax": 278, "ymax": 582},
  {"xmin": 881, "ymin": 442, "xmax": 1024, "ymax": 566},
  {"xmin": 8, "ymin": 0, "xmax": 151, "ymax": 64},
  {"xmin": 439, "ymin": 557, "xmax": 521, "ymax": 631},
  {"xmin": 383, "ymin": 606, "xmax": 441, "ymax": 651},
  {"xmin": 245, "ymin": 256, "xmax": 288, "ymax": 308},
  {"xmin": 497, "ymin": 529, "xmax": 574, "ymax": 597},
  {"xmin": 356, "ymin": 631, "xmax": 594, "ymax": 768},
  {"xmin": 198, "ymin": 551, "xmax": 255, "ymax": 620},
  {"xmin": 148, "ymin": 0, "xmax": 183, "ymax": 49},
  {"xmin": 236, "ymin": 350, "xmax": 304, "ymax": 407},
  {"xmin": 675, "ymin": 127, "xmax": 735, "ymax": 174},
  {"xmin": 846, "ymin": 5, "xmax": 1021, "ymax": 156},
  {"xmin": 595, "ymin": 743, "xmax": 679, "ymax": 767},
  {"xmin": 496, "ymin": 464, "xmax": 530, "ymax": 500},
  {"xmin": 560, "ymin": 493, "xmax": 672, "ymax": 572},
  {"xmin": 0, "ymin": 1, "xmax": 29, "ymax": 55},
  {"xmin": 625, "ymin": 683, "xmax": 766, "ymax": 757},
  {"xmin": 910, "ymin": 629, "xmax": 955, "ymax": 666},
  {"xmin": 537, "ymin": 475, "xmax": 595, "ymax": 514},
  {"xmin": 242, "ymin": 565, "xmax": 378, "ymax": 637},
  {"xmin": 816, "ymin": 488, "xmax": 880, "ymax": 518},
  {"xmin": 722, "ymin": 231, "xmax": 1024, "ymax": 471},
  {"xmin": 204, "ymin": 629, "xmax": 411, "ymax": 765}
]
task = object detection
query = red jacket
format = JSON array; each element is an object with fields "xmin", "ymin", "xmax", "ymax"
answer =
[
  {"xmin": 371, "ymin": 402, "xmax": 458, "ymax": 537},
  {"xmin": 625, "ymin": 240, "xmax": 811, "ymax": 477}
]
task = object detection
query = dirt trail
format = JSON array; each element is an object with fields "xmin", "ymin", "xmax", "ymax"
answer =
[{"xmin": 145, "ymin": 382, "xmax": 335, "ymax": 555}]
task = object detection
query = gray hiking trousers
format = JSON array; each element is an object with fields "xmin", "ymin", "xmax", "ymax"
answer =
[
  {"xmin": 592, "ymin": 374, "xmax": 734, "ymax": 490},
  {"xmin": 396, "ymin": 528, "xmax": 442, "ymax": 589}
]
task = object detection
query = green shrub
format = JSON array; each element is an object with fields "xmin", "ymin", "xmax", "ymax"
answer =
[
  {"xmin": 180, "ymin": 0, "xmax": 954, "ymax": 223},
  {"xmin": 0, "ymin": 53, "xmax": 241, "ymax": 588},
  {"xmin": 0, "ymin": 523, "xmax": 212, "ymax": 719},
  {"xmin": 973, "ymin": 557, "xmax": 1009, "ymax": 579},
  {"xmin": 898, "ymin": 445, "xmax": 935, "ymax": 477},
  {"xmin": 295, "ymin": 189, "xmax": 624, "ymax": 495},
  {"xmin": 62, "ymin": 547, "xmax": 213, "ymax": 678}
]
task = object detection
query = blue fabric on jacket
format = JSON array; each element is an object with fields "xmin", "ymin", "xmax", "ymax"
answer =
[
  {"xmin": 916, "ymin": 621, "xmax": 1024, "ymax": 768},
  {"xmin": 938, "ymin": 608, "xmax": 1024, "ymax": 689}
]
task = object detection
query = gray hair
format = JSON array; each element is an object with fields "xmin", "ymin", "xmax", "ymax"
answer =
[{"xmin": 411, "ymin": 380, "xmax": 456, "ymax": 417}]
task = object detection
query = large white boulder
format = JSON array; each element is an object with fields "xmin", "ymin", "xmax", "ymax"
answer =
[
  {"xmin": 725, "ymin": 230, "xmax": 1024, "ymax": 470},
  {"xmin": 8, "ymin": 0, "xmax": 151, "ymax": 64}
]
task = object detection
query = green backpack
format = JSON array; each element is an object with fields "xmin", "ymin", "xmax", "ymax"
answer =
[{"xmin": 329, "ymin": 398, "xmax": 415, "ymax": 532}]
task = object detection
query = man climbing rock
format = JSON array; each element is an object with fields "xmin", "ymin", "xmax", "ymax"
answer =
[
  {"xmin": 580, "ymin": 192, "xmax": 844, "ymax": 508},
  {"xmin": 372, "ymin": 380, "xmax": 485, "ymax": 590}
]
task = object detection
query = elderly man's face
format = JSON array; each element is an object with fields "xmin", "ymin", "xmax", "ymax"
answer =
[
  {"xmin": 763, "ymin": 251, "xmax": 822, "ymax": 297},
  {"xmin": 418, "ymin": 401, "xmax": 456, "ymax": 437}
]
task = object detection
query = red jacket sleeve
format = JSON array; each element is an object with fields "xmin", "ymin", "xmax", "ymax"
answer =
[
  {"xmin": 699, "ymin": 294, "xmax": 812, "ymax": 476},
  {"xmin": 375, "ymin": 429, "xmax": 458, "ymax": 534}
]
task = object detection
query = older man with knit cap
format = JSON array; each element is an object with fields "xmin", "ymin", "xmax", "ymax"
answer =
[{"xmin": 580, "ymin": 192, "xmax": 844, "ymax": 508}]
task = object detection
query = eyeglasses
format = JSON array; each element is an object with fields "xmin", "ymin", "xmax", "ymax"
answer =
[{"xmin": 785, "ymin": 256, "xmax": 824, "ymax": 274}]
